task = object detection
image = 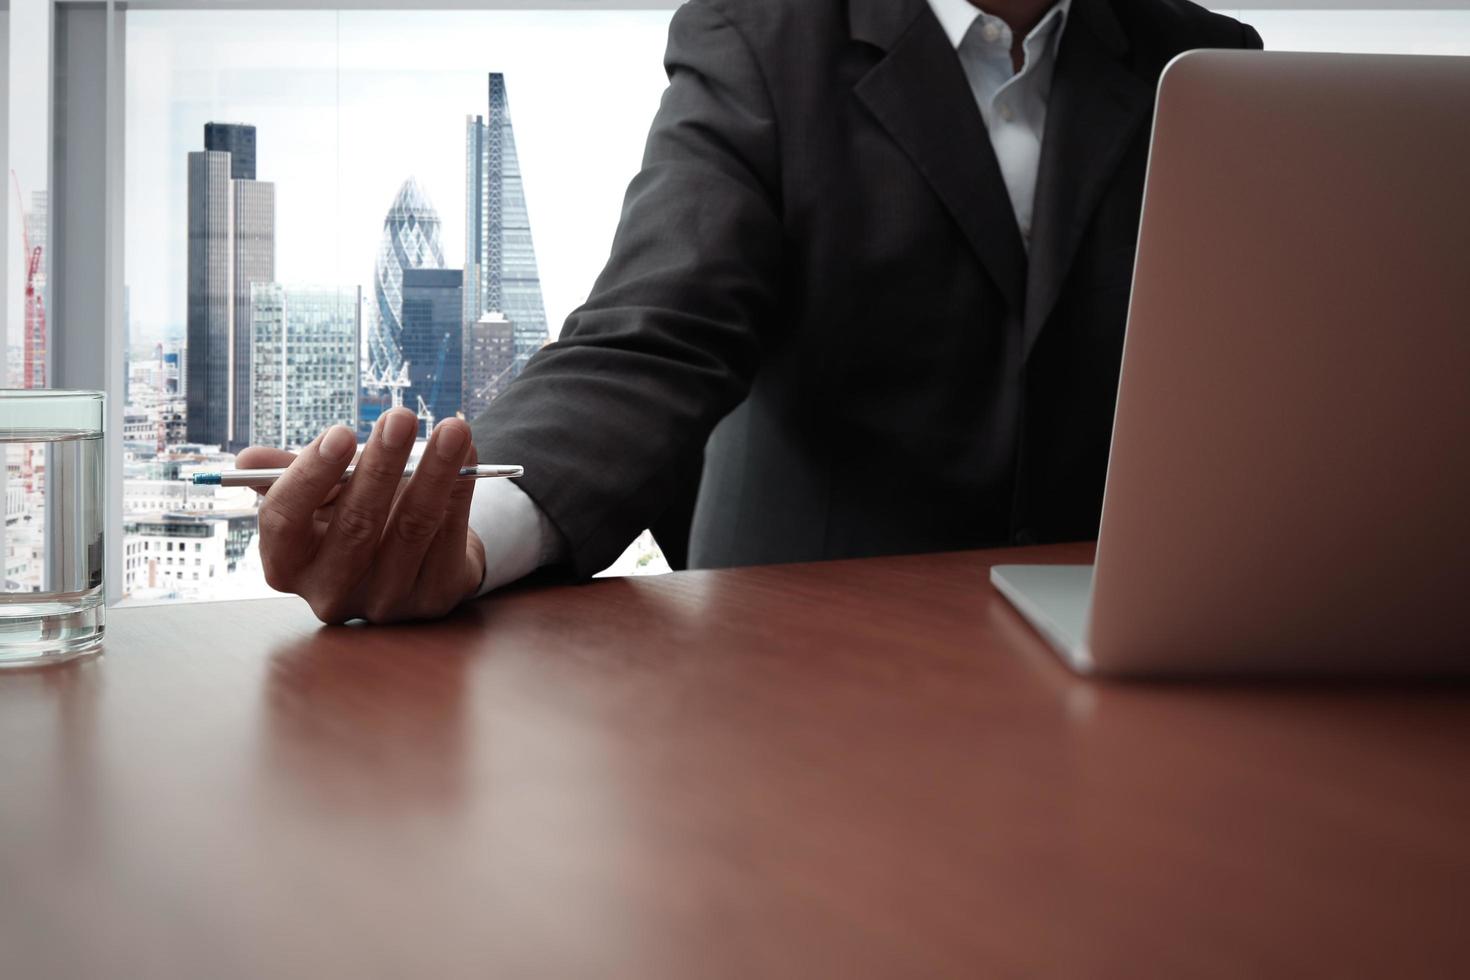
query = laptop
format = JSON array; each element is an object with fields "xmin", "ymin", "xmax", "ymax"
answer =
[{"xmin": 991, "ymin": 50, "xmax": 1470, "ymax": 677}]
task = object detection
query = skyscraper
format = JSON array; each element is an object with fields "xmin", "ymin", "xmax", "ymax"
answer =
[
  {"xmin": 186, "ymin": 124, "xmax": 275, "ymax": 449},
  {"xmin": 250, "ymin": 284, "xmax": 361, "ymax": 449},
  {"xmin": 369, "ymin": 178, "xmax": 446, "ymax": 380},
  {"xmin": 400, "ymin": 269, "xmax": 463, "ymax": 427},
  {"xmin": 186, "ymin": 150, "xmax": 231, "ymax": 445},
  {"xmin": 464, "ymin": 73, "xmax": 549, "ymax": 378},
  {"xmin": 231, "ymin": 180, "xmax": 275, "ymax": 450},
  {"xmin": 462, "ymin": 311, "xmax": 516, "ymax": 420},
  {"xmin": 204, "ymin": 123, "xmax": 257, "ymax": 181}
]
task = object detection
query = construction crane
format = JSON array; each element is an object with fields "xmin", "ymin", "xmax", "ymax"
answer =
[
  {"xmin": 22, "ymin": 247, "xmax": 42, "ymax": 384},
  {"xmin": 415, "ymin": 394, "xmax": 435, "ymax": 432},
  {"xmin": 363, "ymin": 361, "xmax": 435, "ymax": 434},
  {"xmin": 12, "ymin": 173, "xmax": 47, "ymax": 494},
  {"xmin": 11, "ymin": 172, "xmax": 46, "ymax": 393},
  {"xmin": 363, "ymin": 361, "xmax": 412, "ymax": 410}
]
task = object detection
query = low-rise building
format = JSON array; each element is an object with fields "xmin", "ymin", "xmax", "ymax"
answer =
[{"xmin": 122, "ymin": 511, "xmax": 258, "ymax": 597}]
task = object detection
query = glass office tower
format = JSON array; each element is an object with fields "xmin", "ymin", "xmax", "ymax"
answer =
[
  {"xmin": 400, "ymin": 268, "xmax": 464, "ymax": 427},
  {"xmin": 249, "ymin": 284, "xmax": 361, "ymax": 450},
  {"xmin": 464, "ymin": 73, "xmax": 549, "ymax": 379},
  {"xmin": 230, "ymin": 179, "xmax": 276, "ymax": 451},
  {"xmin": 369, "ymin": 177, "xmax": 446, "ymax": 379},
  {"xmin": 186, "ymin": 131, "xmax": 276, "ymax": 450},
  {"xmin": 185, "ymin": 151, "xmax": 231, "ymax": 446}
]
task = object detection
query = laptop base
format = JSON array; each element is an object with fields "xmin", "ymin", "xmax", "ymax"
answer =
[{"xmin": 989, "ymin": 565, "xmax": 1096, "ymax": 674}]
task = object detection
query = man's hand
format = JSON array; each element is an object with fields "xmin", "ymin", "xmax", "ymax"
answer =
[{"xmin": 238, "ymin": 408, "xmax": 486, "ymax": 624}]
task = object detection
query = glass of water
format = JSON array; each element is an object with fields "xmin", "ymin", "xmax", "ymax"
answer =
[{"xmin": 0, "ymin": 390, "xmax": 106, "ymax": 667}]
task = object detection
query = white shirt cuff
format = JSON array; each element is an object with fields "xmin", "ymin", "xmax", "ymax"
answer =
[{"xmin": 468, "ymin": 475, "xmax": 562, "ymax": 597}]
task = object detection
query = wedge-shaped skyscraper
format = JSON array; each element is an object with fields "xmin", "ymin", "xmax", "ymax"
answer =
[{"xmin": 464, "ymin": 73, "xmax": 549, "ymax": 383}]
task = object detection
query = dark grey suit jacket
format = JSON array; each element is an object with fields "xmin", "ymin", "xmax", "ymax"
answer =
[{"xmin": 470, "ymin": 0, "xmax": 1262, "ymax": 577}]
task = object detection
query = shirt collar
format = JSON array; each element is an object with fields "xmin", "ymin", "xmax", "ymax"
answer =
[{"xmin": 925, "ymin": 0, "xmax": 1073, "ymax": 51}]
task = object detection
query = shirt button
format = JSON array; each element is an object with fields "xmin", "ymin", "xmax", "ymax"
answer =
[
  {"xmin": 997, "ymin": 102, "xmax": 1015, "ymax": 122},
  {"xmin": 982, "ymin": 20, "xmax": 1002, "ymax": 43}
]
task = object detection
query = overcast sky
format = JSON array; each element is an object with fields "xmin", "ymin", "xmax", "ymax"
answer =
[{"xmin": 124, "ymin": 9, "xmax": 675, "ymax": 344}]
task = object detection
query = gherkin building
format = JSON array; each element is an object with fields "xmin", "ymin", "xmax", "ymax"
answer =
[{"xmin": 370, "ymin": 177, "xmax": 446, "ymax": 378}]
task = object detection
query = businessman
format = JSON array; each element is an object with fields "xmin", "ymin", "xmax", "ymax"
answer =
[{"xmin": 241, "ymin": 0, "xmax": 1263, "ymax": 624}]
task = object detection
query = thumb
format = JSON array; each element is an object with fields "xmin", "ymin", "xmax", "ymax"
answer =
[{"xmin": 464, "ymin": 526, "xmax": 488, "ymax": 598}]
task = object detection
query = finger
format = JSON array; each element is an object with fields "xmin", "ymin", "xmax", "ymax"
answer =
[
  {"xmin": 309, "ymin": 484, "xmax": 344, "ymax": 512},
  {"xmin": 415, "ymin": 434, "xmax": 482, "ymax": 616},
  {"xmin": 234, "ymin": 447, "xmax": 299, "ymax": 495},
  {"xmin": 237, "ymin": 447, "xmax": 357, "ymax": 499},
  {"xmin": 361, "ymin": 419, "xmax": 473, "ymax": 619},
  {"xmin": 256, "ymin": 426, "xmax": 356, "ymax": 590},
  {"xmin": 236, "ymin": 446, "xmax": 296, "ymax": 469},
  {"xmin": 310, "ymin": 407, "xmax": 419, "ymax": 598}
]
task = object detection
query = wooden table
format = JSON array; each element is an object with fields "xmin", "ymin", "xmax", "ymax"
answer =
[{"xmin": 1, "ymin": 543, "xmax": 1465, "ymax": 978}]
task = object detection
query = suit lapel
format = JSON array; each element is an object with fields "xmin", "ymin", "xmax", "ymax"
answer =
[
  {"xmin": 852, "ymin": 0, "xmax": 1028, "ymax": 315},
  {"xmin": 1023, "ymin": 0, "xmax": 1152, "ymax": 359}
]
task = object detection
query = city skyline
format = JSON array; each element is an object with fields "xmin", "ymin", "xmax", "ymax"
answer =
[
  {"xmin": 123, "ymin": 9, "xmax": 675, "ymax": 348},
  {"xmin": 107, "ymin": 11, "xmax": 679, "ymax": 603},
  {"xmin": 125, "ymin": 58, "xmax": 572, "ymax": 603},
  {"xmin": 178, "ymin": 70, "xmax": 557, "ymax": 452}
]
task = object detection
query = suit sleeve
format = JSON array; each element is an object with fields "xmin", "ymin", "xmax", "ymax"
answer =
[
  {"xmin": 467, "ymin": 0, "xmax": 784, "ymax": 578},
  {"xmin": 1241, "ymin": 23, "xmax": 1264, "ymax": 50}
]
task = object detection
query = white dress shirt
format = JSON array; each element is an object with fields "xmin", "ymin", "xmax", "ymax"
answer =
[
  {"xmin": 468, "ymin": 467, "xmax": 562, "ymax": 595},
  {"xmin": 469, "ymin": 0, "xmax": 1069, "ymax": 596},
  {"xmin": 931, "ymin": 0, "xmax": 1071, "ymax": 247}
]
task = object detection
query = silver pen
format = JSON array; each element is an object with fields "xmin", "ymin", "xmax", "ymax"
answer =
[{"xmin": 191, "ymin": 464, "xmax": 524, "ymax": 487}]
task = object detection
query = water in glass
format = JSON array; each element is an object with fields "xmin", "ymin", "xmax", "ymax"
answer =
[{"xmin": 1, "ymin": 413, "xmax": 106, "ymax": 666}]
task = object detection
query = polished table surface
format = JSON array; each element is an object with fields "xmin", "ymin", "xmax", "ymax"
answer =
[{"xmin": 1, "ymin": 543, "xmax": 1466, "ymax": 978}]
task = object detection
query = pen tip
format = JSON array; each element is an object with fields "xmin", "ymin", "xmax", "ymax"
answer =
[{"xmin": 193, "ymin": 473, "xmax": 221, "ymax": 485}]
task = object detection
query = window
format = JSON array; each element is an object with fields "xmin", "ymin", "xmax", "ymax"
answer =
[
  {"xmin": 119, "ymin": 6, "xmax": 675, "ymax": 602},
  {"xmin": 1215, "ymin": 10, "xmax": 1470, "ymax": 56},
  {"xmin": 13, "ymin": 2, "xmax": 1470, "ymax": 606}
]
